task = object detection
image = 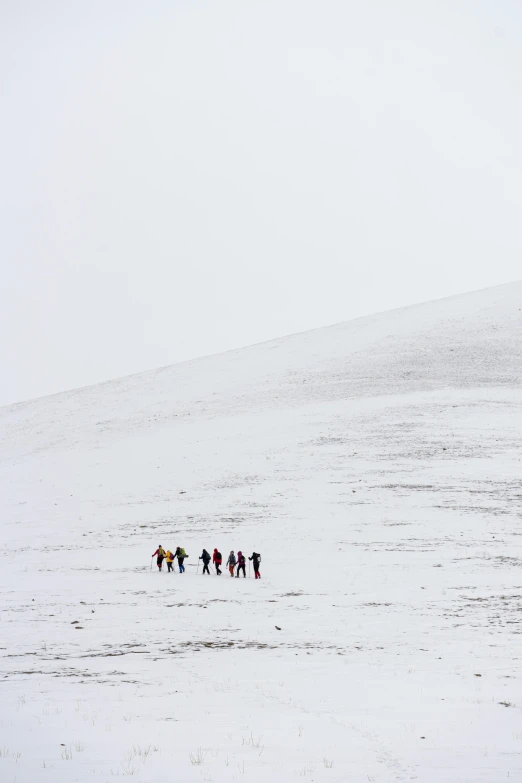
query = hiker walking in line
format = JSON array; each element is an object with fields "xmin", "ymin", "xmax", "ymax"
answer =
[
  {"xmin": 165, "ymin": 550, "xmax": 175, "ymax": 572},
  {"xmin": 249, "ymin": 551, "xmax": 261, "ymax": 579},
  {"xmin": 152, "ymin": 545, "xmax": 166, "ymax": 572},
  {"xmin": 236, "ymin": 550, "xmax": 246, "ymax": 578},
  {"xmin": 199, "ymin": 549, "xmax": 211, "ymax": 575},
  {"xmin": 226, "ymin": 550, "xmax": 236, "ymax": 577},
  {"xmin": 175, "ymin": 546, "xmax": 187, "ymax": 573},
  {"xmin": 213, "ymin": 548, "xmax": 222, "ymax": 575}
]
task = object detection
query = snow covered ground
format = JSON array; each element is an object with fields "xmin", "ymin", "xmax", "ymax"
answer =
[{"xmin": 0, "ymin": 282, "xmax": 521, "ymax": 782}]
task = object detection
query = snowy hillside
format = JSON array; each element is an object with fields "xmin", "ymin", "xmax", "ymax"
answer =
[{"xmin": 0, "ymin": 282, "xmax": 521, "ymax": 783}]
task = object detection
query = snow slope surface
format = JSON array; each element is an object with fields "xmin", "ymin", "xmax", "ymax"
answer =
[{"xmin": 0, "ymin": 282, "xmax": 521, "ymax": 782}]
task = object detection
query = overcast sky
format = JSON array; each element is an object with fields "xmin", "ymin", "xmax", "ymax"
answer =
[{"xmin": 1, "ymin": 0, "xmax": 521, "ymax": 406}]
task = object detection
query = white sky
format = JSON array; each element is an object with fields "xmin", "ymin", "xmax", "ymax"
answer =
[{"xmin": 1, "ymin": 0, "xmax": 521, "ymax": 406}]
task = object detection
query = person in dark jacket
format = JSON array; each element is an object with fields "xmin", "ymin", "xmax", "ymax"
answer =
[
  {"xmin": 213, "ymin": 548, "xmax": 222, "ymax": 575},
  {"xmin": 175, "ymin": 546, "xmax": 187, "ymax": 573},
  {"xmin": 199, "ymin": 549, "xmax": 211, "ymax": 575},
  {"xmin": 249, "ymin": 552, "xmax": 261, "ymax": 579},
  {"xmin": 236, "ymin": 550, "xmax": 246, "ymax": 578}
]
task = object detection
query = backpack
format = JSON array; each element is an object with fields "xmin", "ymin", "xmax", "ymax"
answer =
[
  {"xmin": 216, "ymin": 551, "xmax": 222, "ymax": 561},
  {"xmin": 239, "ymin": 555, "xmax": 245, "ymax": 565}
]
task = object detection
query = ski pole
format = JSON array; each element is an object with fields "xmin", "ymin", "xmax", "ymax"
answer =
[
  {"xmin": 197, "ymin": 560, "xmax": 200, "ymax": 575},
  {"xmin": 150, "ymin": 557, "xmax": 153, "ymax": 571}
]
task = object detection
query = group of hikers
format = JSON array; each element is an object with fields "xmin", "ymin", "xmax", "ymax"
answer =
[
  {"xmin": 199, "ymin": 548, "xmax": 261, "ymax": 579},
  {"xmin": 151, "ymin": 546, "xmax": 262, "ymax": 579},
  {"xmin": 151, "ymin": 546, "xmax": 187, "ymax": 573}
]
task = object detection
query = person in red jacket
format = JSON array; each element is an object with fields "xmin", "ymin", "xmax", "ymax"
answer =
[
  {"xmin": 152, "ymin": 546, "xmax": 166, "ymax": 571},
  {"xmin": 213, "ymin": 548, "xmax": 222, "ymax": 575}
]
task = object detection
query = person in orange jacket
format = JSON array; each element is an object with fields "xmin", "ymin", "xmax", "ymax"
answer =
[{"xmin": 165, "ymin": 550, "xmax": 175, "ymax": 572}]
